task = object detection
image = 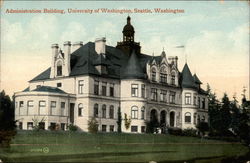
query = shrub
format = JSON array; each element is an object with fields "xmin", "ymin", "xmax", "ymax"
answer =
[
  {"xmin": 168, "ymin": 127, "xmax": 182, "ymax": 136},
  {"xmin": 87, "ymin": 117, "xmax": 98, "ymax": 133},
  {"xmin": 68, "ymin": 124, "xmax": 78, "ymax": 132},
  {"xmin": 182, "ymin": 128, "xmax": 197, "ymax": 137},
  {"xmin": 196, "ymin": 122, "xmax": 209, "ymax": 136}
]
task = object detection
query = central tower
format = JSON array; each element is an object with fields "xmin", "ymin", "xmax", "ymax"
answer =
[{"xmin": 116, "ymin": 16, "xmax": 141, "ymax": 55}]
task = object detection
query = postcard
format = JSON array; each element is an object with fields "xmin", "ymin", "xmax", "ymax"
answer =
[{"xmin": 0, "ymin": 1, "xmax": 249, "ymax": 163}]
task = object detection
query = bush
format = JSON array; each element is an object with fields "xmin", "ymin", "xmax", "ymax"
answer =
[
  {"xmin": 182, "ymin": 128, "xmax": 197, "ymax": 137},
  {"xmin": 0, "ymin": 130, "xmax": 16, "ymax": 147},
  {"xmin": 87, "ymin": 117, "xmax": 98, "ymax": 133},
  {"xmin": 196, "ymin": 122, "xmax": 209, "ymax": 136},
  {"xmin": 168, "ymin": 127, "xmax": 182, "ymax": 136},
  {"xmin": 68, "ymin": 124, "xmax": 78, "ymax": 132}
]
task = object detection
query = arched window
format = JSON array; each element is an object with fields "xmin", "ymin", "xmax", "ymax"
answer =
[
  {"xmin": 171, "ymin": 71, "xmax": 175, "ymax": 85},
  {"xmin": 56, "ymin": 61, "xmax": 62, "ymax": 76},
  {"xmin": 160, "ymin": 67, "xmax": 167, "ymax": 83},
  {"xmin": 102, "ymin": 104, "xmax": 106, "ymax": 118},
  {"xmin": 131, "ymin": 106, "xmax": 138, "ymax": 119},
  {"xmin": 94, "ymin": 104, "xmax": 98, "ymax": 117},
  {"xmin": 185, "ymin": 112, "xmax": 191, "ymax": 123},
  {"xmin": 109, "ymin": 105, "xmax": 114, "ymax": 119},
  {"xmin": 202, "ymin": 116, "xmax": 205, "ymax": 122},
  {"xmin": 141, "ymin": 107, "xmax": 145, "ymax": 119},
  {"xmin": 151, "ymin": 67, "xmax": 156, "ymax": 82},
  {"xmin": 78, "ymin": 103, "xmax": 83, "ymax": 116},
  {"xmin": 193, "ymin": 113, "xmax": 197, "ymax": 124}
]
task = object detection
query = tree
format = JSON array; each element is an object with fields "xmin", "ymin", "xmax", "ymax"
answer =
[
  {"xmin": 218, "ymin": 93, "xmax": 232, "ymax": 135},
  {"xmin": 196, "ymin": 122, "xmax": 209, "ymax": 136},
  {"xmin": 88, "ymin": 117, "xmax": 98, "ymax": 133},
  {"xmin": 0, "ymin": 90, "xmax": 16, "ymax": 147},
  {"xmin": 117, "ymin": 107, "xmax": 122, "ymax": 133},
  {"xmin": 206, "ymin": 84, "xmax": 220, "ymax": 135}
]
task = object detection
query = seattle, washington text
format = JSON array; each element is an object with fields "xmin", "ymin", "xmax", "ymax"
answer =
[{"xmin": 5, "ymin": 8, "xmax": 185, "ymax": 14}]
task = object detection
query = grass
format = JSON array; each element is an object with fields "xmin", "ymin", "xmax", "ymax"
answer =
[{"xmin": 0, "ymin": 130, "xmax": 249, "ymax": 162}]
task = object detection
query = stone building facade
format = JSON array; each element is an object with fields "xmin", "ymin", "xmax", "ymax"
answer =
[{"xmin": 14, "ymin": 16, "xmax": 208, "ymax": 133}]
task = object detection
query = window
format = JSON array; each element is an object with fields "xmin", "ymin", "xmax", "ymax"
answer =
[
  {"xmin": 151, "ymin": 88, "xmax": 157, "ymax": 101},
  {"xmin": 185, "ymin": 112, "xmax": 191, "ymax": 123},
  {"xmin": 19, "ymin": 101, "xmax": 24, "ymax": 107},
  {"xmin": 102, "ymin": 82, "xmax": 107, "ymax": 96},
  {"xmin": 94, "ymin": 80, "xmax": 99, "ymax": 95},
  {"xmin": 185, "ymin": 93, "xmax": 191, "ymax": 105},
  {"xmin": 131, "ymin": 106, "xmax": 138, "ymax": 119},
  {"xmin": 109, "ymin": 105, "xmax": 114, "ymax": 119},
  {"xmin": 51, "ymin": 101, "xmax": 56, "ymax": 115},
  {"xmin": 141, "ymin": 84, "xmax": 146, "ymax": 98},
  {"xmin": 110, "ymin": 125, "xmax": 114, "ymax": 132},
  {"xmin": 39, "ymin": 122, "xmax": 45, "ymax": 130},
  {"xmin": 19, "ymin": 122, "xmax": 23, "ymax": 130},
  {"xmin": 61, "ymin": 123, "xmax": 65, "ymax": 131},
  {"xmin": 36, "ymin": 85, "xmax": 41, "ymax": 88},
  {"xmin": 27, "ymin": 122, "xmax": 33, "ymax": 130},
  {"xmin": 27, "ymin": 100, "xmax": 34, "ymax": 115},
  {"xmin": 169, "ymin": 91, "xmax": 176, "ymax": 104},
  {"xmin": 57, "ymin": 83, "xmax": 62, "ymax": 87},
  {"xmin": 131, "ymin": 84, "xmax": 138, "ymax": 97},
  {"xmin": 56, "ymin": 61, "xmax": 62, "ymax": 76},
  {"xmin": 160, "ymin": 67, "xmax": 167, "ymax": 83},
  {"xmin": 171, "ymin": 71, "xmax": 175, "ymax": 85},
  {"xmin": 61, "ymin": 102, "xmax": 66, "ymax": 116},
  {"xmin": 78, "ymin": 80, "xmax": 84, "ymax": 94},
  {"xmin": 94, "ymin": 104, "xmax": 98, "ymax": 117},
  {"xmin": 193, "ymin": 95, "xmax": 197, "ymax": 105},
  {"xmin": 202, "ymin": 116, "xmax": 205, "ymax": 122},
  {"xmin": 102, "ymin": 105, "xmax": 106, "ymax": 118},
  {"xmin": 202, "ymin": 98, "xmax": 205, "ymax": 109},
  {"xmin": 131, "ymin": 126, "xmax": 138, "ymax": 132},
  {"xmin": 110, "ymin": 83, "xmax": 114, "ymax": 97},
  {"xmin": 198, "ymin": 97, "xmax": 201, "ymax": 108},
  {"xmin": 78, "ymin": 103, "xmax": 83, "ymax": 116},
  {"xmin": 102, "ymin": 125, "xmax": 107, "ymax": 132},
  {"xmin": 160, "ymin": 90, "xmax": 167, "ymax": 102},
  {"xmin": 151, "ymin": 68, "xmax": 156, "ymax": 82},
  {"xmin": 193, "ymin": 113, "xmax": 197, "ymax": 124},
  {"xmin": 141, "ymin": 107, "xmax": 145, "ymax": 119},
  {"xmin": 50, "ymin": 123, "xmax": 56, "ymax": 130},
  {"xmin": 39, "ymin": 101, "xmax": 46, "ymax": 115},
  {"xmin": 141, "ymin": 126, "xmax": 146, "ymax": 133}
]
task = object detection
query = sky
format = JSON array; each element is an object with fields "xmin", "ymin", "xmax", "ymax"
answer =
[{"xmin": 0, "ymin": 1, "xmax": 249, "ymax": 102}]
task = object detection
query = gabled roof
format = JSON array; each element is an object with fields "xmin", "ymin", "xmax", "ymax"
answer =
[
  {"xmin": 121, "ymin": 51, "xmax": 146, "ymax": 79},
  {"xmin": 193, "ymin": 74, "xmax": 202, "ymax": 84},
  {"xmin": 181, "ymin": 63, "xmax": 196, "ymax": 89},
  {"xmin": 33, "ymin": 86, "xmax": 66, "ymax": 94}
]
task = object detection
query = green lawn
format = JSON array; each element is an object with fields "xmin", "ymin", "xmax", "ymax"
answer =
[{"xmin": 0, "ymin": 131, "xmax": 249, "ymax": 162}]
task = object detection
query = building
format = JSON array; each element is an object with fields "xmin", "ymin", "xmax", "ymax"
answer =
[{"xmin": 14, "ymin": 16, "xmax": 208, "ymax": 133}]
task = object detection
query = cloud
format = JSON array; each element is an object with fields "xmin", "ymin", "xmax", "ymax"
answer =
[
  {"xmin": 94, "ymin": 21, "xmax": 119, "ymax": 45},
  {"xmin": 60, "ymin": 22, "xmax": 87, "ymax": 43},
  {"xmin": 1, "ymin": 19, "xmax": 23, "ymax": 44}
]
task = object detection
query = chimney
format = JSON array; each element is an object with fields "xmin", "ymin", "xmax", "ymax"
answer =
[
  {"xmin": 63, "ymin": 41, "xmax": 71, "ymax": 76},
  {"xmin": 50, "ymin": 43, "xmax": 59, "ymax": 78},
  {"xmin": 95, "ymin": 37, "xmax": 106, "ymax": 55},
  {"xmin": 168, "ymin": 56, "xmax": 178, "ymax": 68},
  {"xmin": 72, "ymin": 41, "xmax": 83, "ymax": 52}
]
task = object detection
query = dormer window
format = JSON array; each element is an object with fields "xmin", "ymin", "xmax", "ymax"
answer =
[
  {"xmin": 56, "ymin": 61, "xmax": 62, "ymax": 76},
  {"xmin": 160, "ymin": 67, "xmax": 167, "ymax": 83},
  {"xmin": 171, "ymin": 71, "xmax": 175, "ymax": 85},
  {"xmin": 151, "ymin": 68, "xmax": 156, "ymax": 82}
]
